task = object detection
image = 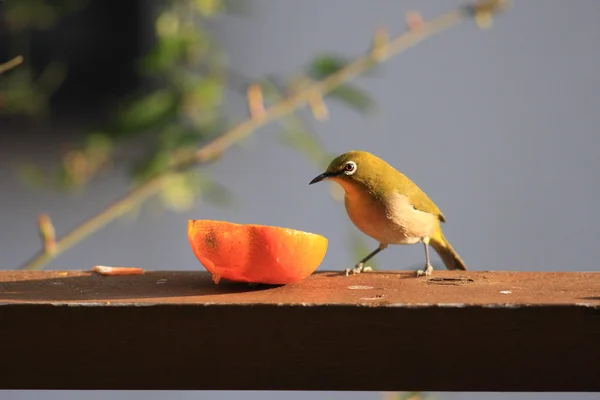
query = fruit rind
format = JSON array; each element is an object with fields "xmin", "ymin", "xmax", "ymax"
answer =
[{"xmin": 187, "ymin": 220, "xmax": 328, "ymax": 285}]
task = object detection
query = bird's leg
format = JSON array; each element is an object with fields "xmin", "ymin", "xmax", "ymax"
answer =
[
  {"xmin": 416, "ymin": 237, "xmax": 434, "ymax": 277},
  {"xmin": 346, "ymin": 243, "xmax": 387, "ymax": 276}
]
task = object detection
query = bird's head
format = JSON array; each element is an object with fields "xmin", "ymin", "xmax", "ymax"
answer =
[{"xmin": 309, "ymin": 150, "xmax": 390, "ymax": 194}]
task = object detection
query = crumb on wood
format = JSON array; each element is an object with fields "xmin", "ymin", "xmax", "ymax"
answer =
[{"xmin": 92, "ymin": 266, "xmax": 145, "ymax": 276}]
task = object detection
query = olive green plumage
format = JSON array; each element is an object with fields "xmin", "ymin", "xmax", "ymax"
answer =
[
  {"xmin": 310, "ymin": 150, "xmax": 466, "ymax": 276},
  {"xmin": 325, "ymin": 150, "xmax": 446, "ymax": 222}
]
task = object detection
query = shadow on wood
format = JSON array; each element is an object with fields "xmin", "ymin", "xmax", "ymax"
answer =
[{"xmin": 0, "ymin": 271, "xmax": 274, "ymax": 302}]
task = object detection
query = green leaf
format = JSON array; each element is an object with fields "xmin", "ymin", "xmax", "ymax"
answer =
[
  {"xmin": 159, "ymin": 127, "xmax": 209, "ymax": 151},
  {"xmin": 55, "ymin": 165, "xmax": 82, "ymax": 192},
  {"xmin": 328, "ymin": 84, "xmax": 376, "ymax": 115},
  {"xmin": 0, "ymin": 69, "xmax": 50, "ymax": 117},
  {"xmin": 159, "ymin": 173, "xmax": 196, "ymax": 211},
  {"xmin": 82, "ymin": 132, "xmax": 113, "ymax": 165},
  {"xmin": 84, "ymin": 132, "xmax": 112, "ymax": 150},
  {"xmin": 307, "ymin": 53, "xmax": 381, "ymax": 80},
  {"xmin": 16, "ymin": 163, "xmax": 49, "ymax": 189},
  {"xmin": 183, "ymin": 172, "xmax": 235, "ymax": 209},
  {"xmin": 141, "ymin": 36, "xmax": 188, "ymax": 74},
  {"xmin": 193, "ymin": 77, "xmax": 223, "ymax": 106},
  {"xmin": 116, "ymin": 89, "xmax": 177, "ymax": 133},
  {"xmin": 4, "ymin": 0, "xmax": 59, "ymax": 31},
  {"xmin": 4, "ymin": 0, "xmax": 86, "ymax": 32},
  {"xmin": 306, "ymin": 55, "xmax": 378, "ymax": 114},
  {"xmin": 131, "ymin": 151, "xmax": 172, "ymax": 183},
  {"xmin": 193, "ymin": 0, "xmax": 224, "ymax": 16},
  {"xmin": 278, "ymin": 129, "xmax": 328, "ymax": 167},
  {"xmin": 307, "ymin": 54, "xmax": 350, "ymax": 80},
  {"xmin": 199, "ymin": 178, "xmax": 235, "ymax": 208}
]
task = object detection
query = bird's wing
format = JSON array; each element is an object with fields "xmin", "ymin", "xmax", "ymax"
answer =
[
  {"xmin": 395, "ymin": 174, "xmax": 446, "ymax": 223},
  {"xmin": 410, "ymin": 194, "xmax": 446, "ymax": 223}
]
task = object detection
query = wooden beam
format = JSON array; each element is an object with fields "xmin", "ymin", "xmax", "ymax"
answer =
[{"xmin": 0, "ymin": 270, "xmax": 599, "ymax": 392}]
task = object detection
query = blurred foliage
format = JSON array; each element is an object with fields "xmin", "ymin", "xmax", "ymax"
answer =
[
  {"xmin": 2, "ymin": 0, "xmax": 83, "ymax": 32},
  {"xmin": 0, "ymin": 0, "xmax": 83, "ymax": 117},
  {"xmin": 1, "ymin": 0, "xmax": 378, "ymax": 262},
  {"xmin": 307, "ymin": 53, "xmax": 377, "ymax": 115},
  {"xmin": 381, "ymin": 392, "xmax": 430, "ymax": 400}
]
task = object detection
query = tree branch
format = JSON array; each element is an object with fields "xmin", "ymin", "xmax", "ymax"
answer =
[
  {"xmin": 0, "ymin": 56, "xmax": 24, "ymax": 74},
  {"xmin": 19, "ymin": 0, "xmax": 510, "ymax": 270}
]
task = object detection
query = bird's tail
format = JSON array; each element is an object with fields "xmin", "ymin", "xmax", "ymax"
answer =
[{"xmin": 430, "ymin": 229, "xmax": 467, "ymax": 271}]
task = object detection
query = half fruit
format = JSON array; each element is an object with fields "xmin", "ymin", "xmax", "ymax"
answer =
[{"xmin": 187, "ymin": 220, "xmax": 328, "ymax": 285}]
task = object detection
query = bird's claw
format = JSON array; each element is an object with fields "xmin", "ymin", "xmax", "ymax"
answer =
[
  {"xmin": 416, "ymin": 264, "xmax": 434, "ymax": 277},
  {"xmin": 345, "ymin": 263, "xmax": 373, "ymax": 276}
]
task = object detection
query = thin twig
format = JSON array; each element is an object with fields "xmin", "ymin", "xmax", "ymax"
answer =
[
  {"xmin": 178, "ymin": 0, "xmax": 510, "ymax": 168},
  {"xmin": 0, "ymin": 56, "xmax": 24, "ymax": 74},
  {"xmin": 20, "ymin": 0, "xmax": 510, "ymax": 270},
  {"xmin": 21, "ymin": 176, "xmax": 172, "ymax": 270}
]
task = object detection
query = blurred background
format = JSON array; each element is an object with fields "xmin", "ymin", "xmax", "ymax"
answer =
[{"xmin": 1, "ymin": 0, "xmax": 599, "ymax": 399}]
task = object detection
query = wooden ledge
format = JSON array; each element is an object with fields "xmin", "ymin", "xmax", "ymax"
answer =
[
  {"xmin": 1, "ymin": 269, "xmax": 599, "ymax": 305},
  {"xmin": 0, "ymin": 270, "xmax": 599, "ymax": 392}
]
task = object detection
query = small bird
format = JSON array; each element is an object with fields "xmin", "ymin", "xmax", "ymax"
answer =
[{"xmin": 309, "ymin": 150, "xmax": 467, "ymax": 277}]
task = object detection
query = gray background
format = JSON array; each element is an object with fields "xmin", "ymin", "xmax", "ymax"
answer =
[{"xmin": 1, "ymin": 0, "xmax": 599, "ymax": 399}]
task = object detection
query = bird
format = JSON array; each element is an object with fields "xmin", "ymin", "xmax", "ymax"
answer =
[{"xmin": 309, "ymin": 150, "xmax": 467, "ymax": 277}]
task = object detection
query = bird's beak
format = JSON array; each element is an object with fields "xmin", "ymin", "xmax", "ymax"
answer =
[{"xmin": 309, "ymin": 171, "xmax": 334, "ymax": 185}]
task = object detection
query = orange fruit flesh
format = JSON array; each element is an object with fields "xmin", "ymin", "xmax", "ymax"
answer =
[{"xmin": 187, "ymin": 220, "xmax": 328, "ymax": 285}]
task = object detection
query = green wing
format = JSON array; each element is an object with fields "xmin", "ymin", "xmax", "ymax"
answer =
[{"xmin": 395, "ymin": 171, "xmax": 446, "ymax": 223}]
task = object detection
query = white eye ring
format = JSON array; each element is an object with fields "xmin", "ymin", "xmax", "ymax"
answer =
[{"xmin": 343, "ymin": 161, "xmax": 357, "ymax": 175}]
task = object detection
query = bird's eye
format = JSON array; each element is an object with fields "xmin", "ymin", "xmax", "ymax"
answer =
[{"xmin": 343, "ymin": 161, "xmax": 357, "ymax": 175}]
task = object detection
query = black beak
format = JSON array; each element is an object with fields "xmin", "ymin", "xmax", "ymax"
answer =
[{"xmin": 309, "ymin": 172, "xmax": 334, "ymax": 185}]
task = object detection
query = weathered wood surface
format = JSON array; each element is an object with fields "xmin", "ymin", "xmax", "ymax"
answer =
[{"xmin": 0, "ymin": 270, "xmax": 599, "ymax": 392}]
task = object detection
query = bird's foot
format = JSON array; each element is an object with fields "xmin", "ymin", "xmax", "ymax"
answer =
[
  {"xmin": 416, "ymin": 263, "xmax": 434, "ymax": 277},
  {"xmin": 345, "ymin": 263, "xmax": 373, "ymax": 276}
]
